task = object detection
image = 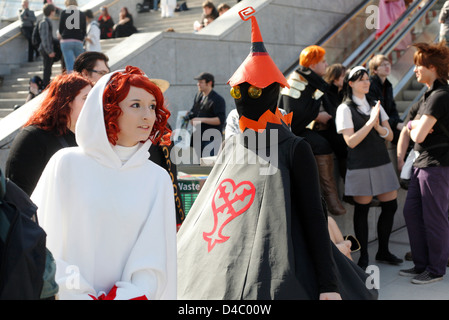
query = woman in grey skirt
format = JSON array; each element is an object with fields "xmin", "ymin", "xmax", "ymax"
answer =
[{"xmin": 335, "ymin": 66, "xmax": 402, "ymax": 270}]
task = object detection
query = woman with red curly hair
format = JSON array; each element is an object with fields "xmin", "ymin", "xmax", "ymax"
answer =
[
  {"xmin": 6, "ymin": 72, "xmax": 92, "ymax": 196},
  {"xmin": 31, "ymin": 66, "xmax": 177, "ymax": 300}
]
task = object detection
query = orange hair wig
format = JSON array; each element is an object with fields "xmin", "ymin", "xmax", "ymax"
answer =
[{"xmin": 299, "ymin": 45, "xmax": 326, "ymax": 68}]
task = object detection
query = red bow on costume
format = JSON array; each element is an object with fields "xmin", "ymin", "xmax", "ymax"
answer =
[{"xmin": 88, "ymin": 285, "xmax": 148, "ymax": 300}]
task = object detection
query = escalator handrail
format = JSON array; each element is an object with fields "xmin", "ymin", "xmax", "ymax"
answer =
[
  {"xmin": 380, "ymin": 0, "xmax": 438, "ymax": 56},
  {"xmin": 349, "ymin": 0, "xmax": 436, "ymax": 67},
  {"xmin": 356, "ymin": 0, "xmax": 438, "ymax": 65},
  {"xmin": 283, "ymin": 0, "xmax": 373, "ymax": 75}
]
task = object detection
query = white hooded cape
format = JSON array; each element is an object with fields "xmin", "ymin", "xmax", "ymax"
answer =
[{"xmin": 31, "ymin": 71, "xmax": 177, "ymax": 300}]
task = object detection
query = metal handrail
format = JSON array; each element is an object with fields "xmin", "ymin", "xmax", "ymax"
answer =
[
  {"xmin": 345, "ymin": 0, "xmax": 422, "ymax": 66},
  {"xmin": 351, "ymin": 0, "xmax": 439, "ymax": 67},
  {"xmin": 283, "ymin": 0, "xmax": 374, "ymax": 75}
]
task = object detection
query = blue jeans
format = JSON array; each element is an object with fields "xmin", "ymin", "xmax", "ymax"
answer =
[
  {"xmin": 60, "ymin": 41, "xmax": 84, "ymax": 72},
  {"xmin": 153, "ymin": 0, "xmax": 159, "ymax": 10}
]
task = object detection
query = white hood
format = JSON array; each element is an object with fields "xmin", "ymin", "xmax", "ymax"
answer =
[{"xmin": 75, "ymin": 71, "xmax": 153, "ymax": 169}]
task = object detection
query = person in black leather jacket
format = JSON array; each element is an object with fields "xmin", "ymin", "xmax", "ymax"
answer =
[{"xmin": 367, "ymin": 54, "xmax": 404, "ymax": 144}]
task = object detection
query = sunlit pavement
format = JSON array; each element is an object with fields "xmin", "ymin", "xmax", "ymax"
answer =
[{"xmin": 352, "ymin": 226, "xmax": 449, "ymax": 300}]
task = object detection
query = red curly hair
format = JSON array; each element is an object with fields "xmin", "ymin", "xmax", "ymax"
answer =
[
  {"xmin": 102, "ymin": 66, "xmax": 171, "ymax": 146},
  {"xmin": 24, "ymin": 72, "xmax": 92, "ymax": 136}
]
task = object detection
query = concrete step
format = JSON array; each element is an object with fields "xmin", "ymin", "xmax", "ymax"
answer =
[
  {"xmin": 0, "ymin": 91, "xmax": 28, "ymax": 99},
  {"xmin": 402, "ymin": 89, "xmax": 422, "ymax": 101},
  {"xmin": 396, "ymin": 100, "xmax": 413, "ymax": 113},
  {"xmin": 0, "ymin": 0, "xmax": 206, "ymax": 119},
  {"xmin": 0, "ymin": 65, "xmax": 61, "ymax": 86},
  {"xmin": 410, "ymin": 78, "xmax": 425, "ymax": 91},
  {"xmin": 100, "ymin": 38, "xmax": 125, "ymax": 51},
  {"xmin": 0, "ymin": 107, "xmax": 15, "ymax": 118},
  {"xmin": 0, "ymin": 98, "xmax": 26, "ymax": 110},
  {"xmin": 134, "ymin": 0, "xmax": 204, "ymax": 34}
]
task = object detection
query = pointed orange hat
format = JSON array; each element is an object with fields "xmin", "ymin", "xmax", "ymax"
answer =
[{"xmin": 227, "ymin": 7, "xmax": 289, "ymax": 89}]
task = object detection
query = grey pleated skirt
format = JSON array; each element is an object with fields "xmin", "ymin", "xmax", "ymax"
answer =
[{"xmin": 344, "ymin": 162, "xmax": 400, "ymax": 196}]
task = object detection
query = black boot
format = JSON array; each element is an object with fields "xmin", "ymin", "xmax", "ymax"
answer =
[{"xmin": 315, "ymin": 154, "xmax": 346, "ymax": 216}]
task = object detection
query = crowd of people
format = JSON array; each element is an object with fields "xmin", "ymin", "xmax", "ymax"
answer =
[
  {"xmin": 17, "ymin": 0, "xmax": 138, "ymax": 93},
  {"xmin": 4, "ymin": 0, "xmax": 449, "ymax": 301},
  {"xmin": 17, "ymin": 0, "xmax": 236, "ymax": 99}
]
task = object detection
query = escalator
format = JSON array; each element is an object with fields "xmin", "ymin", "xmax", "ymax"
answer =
[{"xmin": 283, "ymin": 0, "xmax": 443, "ymax": 120}]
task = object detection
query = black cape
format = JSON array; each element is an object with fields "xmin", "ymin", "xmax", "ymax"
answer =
[{"xmin": 177, "ymin": 121, "xmax": 377, "ymax": 300}]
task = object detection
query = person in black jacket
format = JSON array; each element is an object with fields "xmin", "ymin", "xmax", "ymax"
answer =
[
  {"xmin": 279, "ymin": 46, "xmax": 346, "ymax": 216},
  {"xmin": 322, "ymin": 63, "xmax": 348, "ymax": 179},
  {"xmin": 186, "ymin": 72, "xmax": 226, "ymax": 157},
  {"xmin": 58, "ymin": 0, "xmax": 86, "ymax": 72},
  {"xmin": 18, "ymin": 0, "xmax": 38, "ymax": 62},
  {"xmin": 367, "ymin": 55, "xmax": 404, "ymax": 144},
  {"xmin": 38, "ymin": 4, "xmax": 56, "ymax": 89},
  {"xmin": 98, "ymin": 6, "xmax": 114, "ymax": 39},
  {"xmin": 6, "ymin": 73, "xmax": 92, "ymax": 196}
]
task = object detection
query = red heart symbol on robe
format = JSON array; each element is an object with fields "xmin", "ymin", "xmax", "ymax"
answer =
[{"xmin": 203, "ymin": 178, "xmax": 256, "ymax": 252}]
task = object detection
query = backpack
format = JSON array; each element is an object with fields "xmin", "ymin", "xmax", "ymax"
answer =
[
  {"xmin": 0, "ymin": 169, "xmax": 47, "ymax": 299},
  {"xmin": 31, "ymin": 20, "xmax": 41, "ymax": 49}
]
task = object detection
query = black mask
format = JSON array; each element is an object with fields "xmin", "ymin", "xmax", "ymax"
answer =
[{"xmin": 234, "ymin": 82, "xmax": 280, "ymax": 121}]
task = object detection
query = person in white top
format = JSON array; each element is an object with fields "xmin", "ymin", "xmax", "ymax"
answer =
[
  {"xmin": 335, "ymin": 66, "xmax": 401, "ymax": 270},
  {"xmin": 84, "ymin": 9, "xmax": 101, "ymax": 52},
  {"xmin": 31, "ymin": 66, "xmax": 177, "ymax": 300}
]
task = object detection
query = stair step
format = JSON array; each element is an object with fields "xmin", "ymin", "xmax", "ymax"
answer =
[
  {"xmin": 0, "ymin": 0, "xmax": 206, "ymax": 119},
  {"xmin": 0, "ymin": 108, "xmax": 15, "ymax": 117},
  {"xmin": 0, "ymin": 98, "xmax": 26, "ymax": 110},
  {"xmin": 0, "ymin": 91, "xmax": 28, "ymax": 99},
  {"xmin": 402, "ymin": 89, "xmax": 421, "ymax": 101},
  {"xmin": 396, "ymin": 100, "xmax": 413, "ymax": 113}
]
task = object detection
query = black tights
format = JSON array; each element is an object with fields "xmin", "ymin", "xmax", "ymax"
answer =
[{"xmin": 353, "ymin": 199, "xmax": 398, "ymax": 259}]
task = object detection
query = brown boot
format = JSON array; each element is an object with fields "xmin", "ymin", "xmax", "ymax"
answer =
[{"xmin": 315, "ymin": 154, "xmax": 346, "ymax": 216}]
